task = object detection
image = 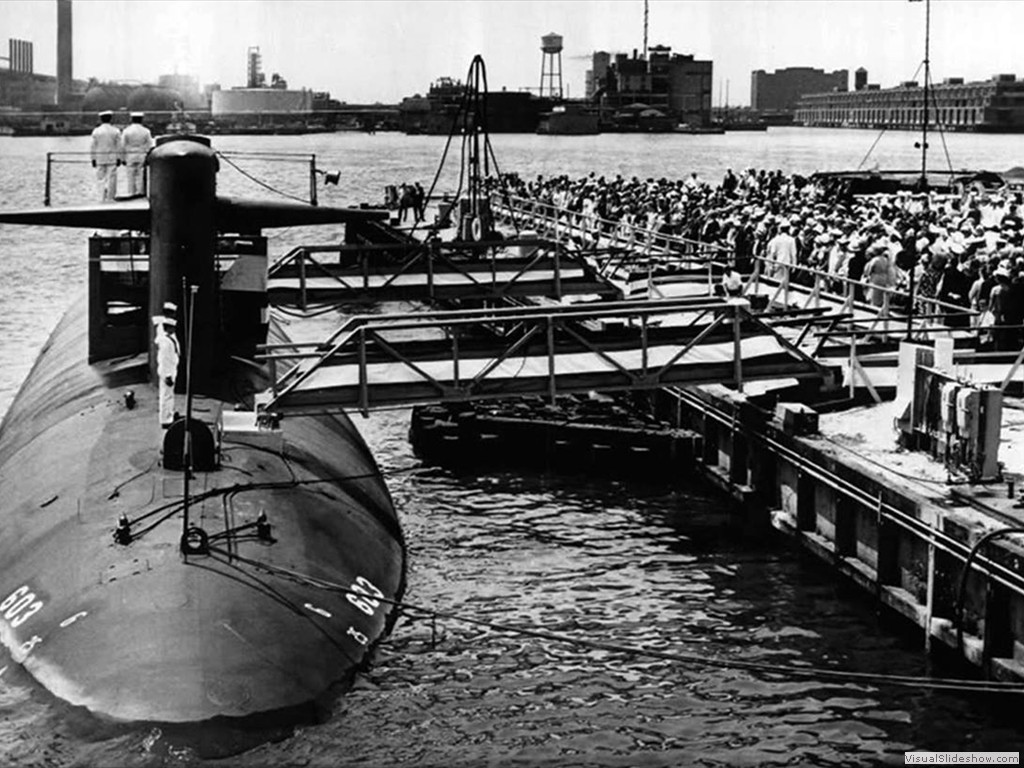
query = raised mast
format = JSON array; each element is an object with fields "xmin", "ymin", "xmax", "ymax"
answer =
[{"xmin": 921, "ymin": 0, "xmax": 931, "ymax": 187}]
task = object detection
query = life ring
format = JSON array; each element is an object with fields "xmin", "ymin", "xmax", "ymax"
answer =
[{"xmin": 471, "ymin": 216, "xmax": 483, "ymax": 242}]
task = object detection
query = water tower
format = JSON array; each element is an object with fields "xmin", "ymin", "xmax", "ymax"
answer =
[{"xmin": 539, "ymin": 33, "xmax": 563, "ymax": 99}]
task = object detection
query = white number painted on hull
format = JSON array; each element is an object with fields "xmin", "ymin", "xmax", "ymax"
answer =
[
  {"xmin": 59, "ymin": 611, "xmax": 88, "ymax": 628},
  {"xmin": 345, "ymin": 576, "xmax": 384, "ymax": 616},
  {"xmin": 347, "ymin": 626, "xmax": 369, "ymax": 646},
  {"xmin": 0, "ymin": 585, "xmax": 44, "ymax": 628},
  {"xmin": 304, "ymin": 603, "xmax": 332, "ymax": 619}
]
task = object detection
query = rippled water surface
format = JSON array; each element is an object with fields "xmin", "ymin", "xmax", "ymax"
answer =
[{"xmin": 1, "ymin": 130, "xmax": 1023, "ymax": 767}]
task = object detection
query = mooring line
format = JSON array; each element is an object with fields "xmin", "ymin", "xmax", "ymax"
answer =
[{"xmin": 226, "ymin": 552, "xmax": 1024, "ymax": 696}]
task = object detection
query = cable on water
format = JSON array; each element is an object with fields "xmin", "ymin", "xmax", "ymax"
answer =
[{"xmin": 219, "ymin": 551, "xmax": 1024, "ymax": 696}]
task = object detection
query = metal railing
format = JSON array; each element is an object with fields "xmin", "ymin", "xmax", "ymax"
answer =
[
  {"xmin": 493, "ymin": 194, "xmax": 981, "ymax": 340},
  {"xmin": 267, "ymin": 236, "xmax": 612, "ymax": 309},
  {"xmin": 258, "ymin": 297, "xmax": 833, "ymax": 414},
  {"xmin": 492, "ymin": 194, "xmax": 727, "ymax": 286}
]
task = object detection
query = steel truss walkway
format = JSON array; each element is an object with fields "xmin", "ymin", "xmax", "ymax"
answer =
[
  {"xmin": 259, "ymin": 297, "xmax": 836, "ymax": 415},
  {"xmin": 266, "ymin": 236, "xmax": 618, "ymax": 308}
]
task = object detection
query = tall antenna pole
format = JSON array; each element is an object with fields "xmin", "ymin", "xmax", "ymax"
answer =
[
  {"xmin": 643, "ymin": 0, "xmax": 649, "ymax": 60},
  {"xmin": 920, "ymin": 0, "xmax": 930, "ymax": 187}
]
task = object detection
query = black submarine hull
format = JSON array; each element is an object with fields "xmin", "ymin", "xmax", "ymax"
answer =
[{"xmin": 0, "ymin": 293, "xmax": 406, "ymax": 727}]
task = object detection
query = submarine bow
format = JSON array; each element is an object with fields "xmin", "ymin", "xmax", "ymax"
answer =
[{"xmin": 0, "ymin": 135, "xmax": 406, "ymax": 746}]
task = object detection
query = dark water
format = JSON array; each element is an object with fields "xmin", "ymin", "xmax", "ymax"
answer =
[{"xmin": 1, "ymin": 130, "xmax": 1023, "ymax": 767}]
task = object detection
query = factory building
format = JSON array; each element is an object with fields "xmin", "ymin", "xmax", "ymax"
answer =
[
  {"xmin": 585, "ymin": 51, "xmax": 611, "ymax": 100},
  {"xmin": 590, "ymin": 46, "xmax": 713, "ymax": 127},
  {"xmin": 795, "ymin": 74, "xmax": 1024, "ymax": 132},
  {"xmin": 211, "ymin": 88, "xmax": 313, "ymax": 116},
  {"xmin": 751, "ymin": 67, "xmax": 848, "ymax": 114},
  {"xmin": 56, "ymin": 0, "xmax": 72, "ymax": 105},
  {"xmin": 158, "ymin": 74, "xmax": 205, "ymax": 109},
  {"xmin": 0, "ymin": 0, "xmax": 85, "ymax": 113},
  {"xmin": 0, "ymin": 37, "xmax": 56, "ymax": 108}
]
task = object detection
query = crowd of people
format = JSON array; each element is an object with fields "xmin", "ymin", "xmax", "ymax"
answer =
[{"xmin": 488, "ymin": 168, "xmax": 1024, "ymax": 349}]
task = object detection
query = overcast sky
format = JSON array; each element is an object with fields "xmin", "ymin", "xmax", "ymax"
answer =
[{"xmin": 2, "ymin": 0, "xmax": 1022, "ymax": 106}]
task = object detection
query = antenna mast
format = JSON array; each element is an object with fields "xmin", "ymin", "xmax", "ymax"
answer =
[
  {"xmin": 643, "ymin": 0, "xmax": 649, "ymax": 60},
  {"xmin": 920, "ymin": 0, "xmax": 930, "ymax": 187}
]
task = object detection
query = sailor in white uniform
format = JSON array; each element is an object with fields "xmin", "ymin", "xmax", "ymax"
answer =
[
  {"xmin": 90, "ymin": 110, "xmax": 121, "ymax": 202},
  {"xmin": 154, "ymin": 302, "xmax": 180, "ymax": 428},
  {"xmin": 120, "ymin": 112, "xmax": 154, "ymax": 197}
]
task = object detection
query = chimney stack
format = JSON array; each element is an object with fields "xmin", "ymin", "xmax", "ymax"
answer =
[{"xmin": 57, "ymin": 0, "xmax": 72, "ymax": 106}]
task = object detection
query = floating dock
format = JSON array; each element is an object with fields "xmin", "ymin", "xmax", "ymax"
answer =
[{"xmin": 373, "ymin": 192, "xmax": 1024, "ymax": 682}]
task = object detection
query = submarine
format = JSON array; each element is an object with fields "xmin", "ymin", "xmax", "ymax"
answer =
[{"xmin": 0, "ymin": 135, "xmax": 406, "ymax": 751}]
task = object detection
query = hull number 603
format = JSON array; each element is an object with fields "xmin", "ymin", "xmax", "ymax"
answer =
[{"xmin": 0, "ymin": 585, "xmax": 44, "ymax": 629}]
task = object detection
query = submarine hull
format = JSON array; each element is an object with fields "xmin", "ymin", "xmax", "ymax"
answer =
[{"xmin": 0, "ymin": 294, "xmax": 406, "ymax": 726}]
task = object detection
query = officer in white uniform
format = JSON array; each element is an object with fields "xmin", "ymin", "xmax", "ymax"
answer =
[
  {"xmin": 90, "ymin": 110, "xmax": 121, "ymax": 202},
  {"xmin": 154, "ymin": 302, "xmax": 180, "ymax": 428},
  {"xmin": 120, "ymin": 112, "xmax": 154, "ymax": 197}
]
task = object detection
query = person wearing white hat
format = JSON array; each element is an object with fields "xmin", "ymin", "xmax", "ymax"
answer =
[
  {"xmin": 153, "ymin": 302, "xmax": 180, "ymax": 428},
  {"xmin": 90, "ymin": 110, "xmax": 121, "ymax": 202},
  {"xmin": 120, "ymin": 112, "xmax": 154, "ymax": 197}
]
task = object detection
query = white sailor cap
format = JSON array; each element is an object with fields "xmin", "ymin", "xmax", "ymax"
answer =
[
  {"xmin": 130, "ymin": 111, "xmax": 144, "ymax": 119},
  {"xmin": 152, "ymin": 315, "xmax": 177, "ymax": 328},
  {"xmin": 99, "ymin": 110, "xmax": 113, "ymax": 118},
  {"xmin": 163, "ymin": 301, "xmax": 177, "ymax": 313}
]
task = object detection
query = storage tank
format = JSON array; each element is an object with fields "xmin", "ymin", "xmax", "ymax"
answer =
[
  {"xmin": 127, "ymin": 85, "xmax": 181, "ymax": 113},
  {"xmin": 541, "ymin": 34, "xmax": 563, "ymax": 53},
  {"xmin": 81, "ymin": 84, "xmax": 133, "ymax": 114}
]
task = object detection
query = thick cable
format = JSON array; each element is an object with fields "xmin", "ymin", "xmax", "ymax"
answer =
[
  {"xmin": 221, "ymin": 551, "xmax": 1024, "ymax": 695},
  {"xmin": 216, "ymin": 151, "xmax": 309, "ymax": 204},
  {"xmin": 955, "ymin": 527, "xmax": 1024, "ymax": 657}
]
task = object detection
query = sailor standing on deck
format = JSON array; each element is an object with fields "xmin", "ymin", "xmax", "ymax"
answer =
[
  {"xmin": 120, "ymin": 112, "xmax": 154, "ymax": 197},
  {"xmin": 90, "ymin": 110, "xmax": 121, "ymax": 202},
  {"xmin": 154, "ymin": 303, "xmax": 180, "ymax": 428}
]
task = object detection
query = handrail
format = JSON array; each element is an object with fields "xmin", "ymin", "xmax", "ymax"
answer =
[
  {"xmin": 749, "ymin": 255, "xmax": 978, "ymax": 319},
  {"xmin": 259, "ymin": 299, "xmax": 834, "ymax": 413},
  {"xmin": 495, "ymin": 194, "xmax": 978, "ymax": 323},
  {"xmin": 493, "ymin": 195, "xmax": 727, "ymax": 257}
]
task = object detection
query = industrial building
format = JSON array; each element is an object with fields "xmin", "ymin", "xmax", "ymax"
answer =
[
  {"xmin": 211, "ymin": 88, "xmax": 314, "ymax": 117},
  {"xmin": 750, "ymin": 67, "xmax": 848, "ymax": 115},
  {"xmin": 0, "ymin": 0, "xmax": 83, "ymax": 113},
  {"xmin": 795, "ymin": 73, "xmax": 1024, "ymax": 132},
  {"xmin": 589, "ymin": 45, "xmax": 714, "ymax": 128}
]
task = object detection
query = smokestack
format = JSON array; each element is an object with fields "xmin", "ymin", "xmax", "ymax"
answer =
[{"xmin": 57, "ymin": 0, "xmax": 72, "ymax": 106}]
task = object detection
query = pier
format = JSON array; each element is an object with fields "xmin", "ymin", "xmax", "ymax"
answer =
[{"xmin": 263, "ymin": 191, "xmax": 1024, "ymax": 686}]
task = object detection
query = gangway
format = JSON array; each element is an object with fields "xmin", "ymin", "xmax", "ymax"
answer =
[
  {"xmin": 267, "ymin": 235, "xmax": 618, "ymax": 307},
  {"xmin": 258, "ymin": 297, "xmax": 836, "ymax": 415}
]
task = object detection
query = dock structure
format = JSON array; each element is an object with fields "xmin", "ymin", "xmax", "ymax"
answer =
[
  {"xmin": 340, "ymin": 193, "xmax": 1024, "ymax": 684},
  {"xmin": 230, "ymin": 186, "xmax": 1024, "ymax": 684},
  {"xmin": 267, "ymin": 236, "xmax": 619, "ymax": 307},
  {"xmin": 260, "ymin": 298, "xmax": 835, "ymax": 414}
]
